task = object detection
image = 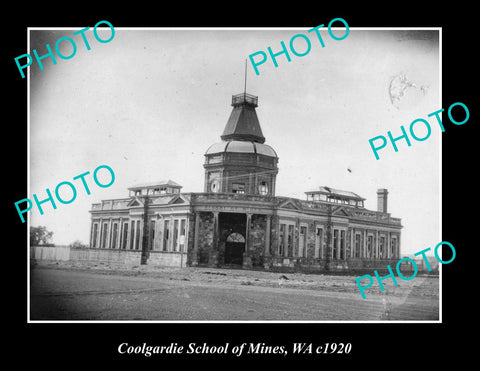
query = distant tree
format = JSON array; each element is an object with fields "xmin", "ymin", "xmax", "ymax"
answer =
[
  {"xmin": 69, "ymin": 240, "xmax": 89, "ymax": 249},
  {"xmin": 30, "ymin": 226, "xmax": 54, "ymax": 246}
]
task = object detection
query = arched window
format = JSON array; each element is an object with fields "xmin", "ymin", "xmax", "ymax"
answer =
[
  {"xmin": 226, "ymin": 232, "xmax": 245, "ymax": 243},
  {"xmin": 258, "ymin": 181, "xmax": 269, "ymax": 195}
]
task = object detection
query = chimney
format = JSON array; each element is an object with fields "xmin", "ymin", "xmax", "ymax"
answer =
[{"xmin": 377, "ymin": 188, "xmax": 388, "ymax": 213}]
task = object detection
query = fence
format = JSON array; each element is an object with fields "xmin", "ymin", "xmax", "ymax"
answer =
[
  {"xmin": 31, "ymin": 245, "xmax": 70, "ymax": 261},
  {"xmin": 31, "ymin": 245, "xmax": 184, "ymax": 267}
]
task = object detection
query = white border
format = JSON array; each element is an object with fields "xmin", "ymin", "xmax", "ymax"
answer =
[{"xmin": 26, "ymin": 26, "xmax": 442, "ymax": 324}]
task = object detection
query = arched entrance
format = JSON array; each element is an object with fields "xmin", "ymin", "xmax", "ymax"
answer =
[{"xmin": 224, "ymin": 232, "xmax": 245, "ymax": 265}]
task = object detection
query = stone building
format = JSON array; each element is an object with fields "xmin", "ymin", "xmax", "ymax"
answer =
[{"xmin": 80, "ymin": 91, "xmax": 403, "ymax": 273}]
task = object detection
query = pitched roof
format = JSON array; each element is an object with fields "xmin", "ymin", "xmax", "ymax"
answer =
[
  {"xmin": 221, "ymin": 93, "xmax": 265, "ymax": 143},
  {"xmin": 128, "ymin": 179, "xmax": 182, "ymax": 190},
  {"xmin": 305, "ymin": 186, "xmax": 365, "ymax": 201}
]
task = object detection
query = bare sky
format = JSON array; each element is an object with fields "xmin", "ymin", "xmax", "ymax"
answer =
[{"xmin": 29, "ymin": 27, "xmax": 440, "ymax": 255}]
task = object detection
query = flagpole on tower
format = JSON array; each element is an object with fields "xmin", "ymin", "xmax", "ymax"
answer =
[{"xmin": 244, "ymin": 58, "xmax": 247, "ymax": 99}]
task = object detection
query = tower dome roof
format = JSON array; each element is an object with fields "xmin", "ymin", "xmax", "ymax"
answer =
[{"xmin": 205, "ymin": 140, "xmax": 278, "ymax": 158}]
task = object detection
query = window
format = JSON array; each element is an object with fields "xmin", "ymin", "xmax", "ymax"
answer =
[
  {"xmin": 150, "ymin": 220, "xmax": 156, "ymax": 250},
  {"xmin": 299, "ymin": 226, "xmax": 307, "ymax": 257},
  {"xmin": 232, "ymin": 183, "xmax": 245, "ymax": 194},
  {"xmin": 173, "ymin": 219, "xmax": 179, "ymax": 251},
  {"xmin": 135, "ymin": 221, "xmax": 141, "ymax": 250},
  {"xmin": 122, "ymin": 222, "xmax": 128, "ymax": 249},
  {"xmin": 287, "ymin": 225, "xmax": 294, "ymax": 256},
  {"xmin": 333, "ymin": 230, "xmax": 339, "ymax": 259},
  {"xmin": 279, "ymin": 224, "xmax": 285, "ymax": 256},
  {"xmin": 279, "ymin": 222, "xmax": 297, "ymax": 257},
  {"xmin": 340, "ymin": 230, "xmax": 345, "ymax": 260},
  {"xmin": 315, "ymin": 228, "xmax": 323, "ymax": 258},
  {"xmin": 92, "ymin": 223, "xmax": 98, "ymax": 248},
  {"xmin": 367, "ymin": 235, "xmax": 373, "ymax": 258},
  {"xmin": 112, "ymin": 223, "xmax": 118, "ymax": 249},
  {"xmin": 226, "ymin": 232, "xmax": 245, "ymax": 243},
  {"xmin": 379, "ymin": 236, "xmax": 385, "ymax": 258},
  {"xmin": 355, "ymin": 234, "xmax": 361, "ymax": 258},
  {"xmin": 163, "ymin": 220, "xmax": 170, "ymax": 251},
  {"xmin": 160, "ymin": 187, "xmax": 167, "ymax": 194},
  {"xmin": 179, "ymin": 219, "xmax": 186, "ymax": 252},
  {"xmin": 130, "ymin": 221, "xmax": 135, "ymax": 250},
  {"xmin": 101, "ymin": 222, "xmax": 108, "ymax": 248},
  {"xmin": 258, "ymin": 181, "xmax": 268, "ymax": 195},
  {"xmin": 391, "ymin": 238, "xmax": 397, "ymax": 258},
  {"xmin": 210, "ymin": 179, "xmax": 220, "ymax": 193},
  {"xmin": 209, "ymin": 155, "xmax": 222, "ymax": 164}
]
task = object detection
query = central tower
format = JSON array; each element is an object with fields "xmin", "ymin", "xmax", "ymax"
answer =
[{"xmin": 204, "ymin": 92, "xmax": 279, "ymax": 196}]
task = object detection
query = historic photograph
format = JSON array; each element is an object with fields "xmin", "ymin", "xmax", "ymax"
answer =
[{"xmin": 27, "ymin": 27, "xmax": 440, "ymax": 321}]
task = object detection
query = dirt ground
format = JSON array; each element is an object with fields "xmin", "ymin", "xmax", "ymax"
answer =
[{"xmin": 29, "ymin": 260, "xmax": 439, "ymax": 321}]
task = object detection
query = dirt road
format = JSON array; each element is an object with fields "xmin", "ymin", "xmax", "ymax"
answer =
[{"xmin": 29, "ymin": 262, "xmax": 439, "ymax": 321}]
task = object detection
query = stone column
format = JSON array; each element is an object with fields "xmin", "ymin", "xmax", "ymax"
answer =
[
  {"xmin": 191, "ymin": 212, "xmax": 200, "ymax": 266},
  {"xmin": 295, "ymin": 219, "xmax": 300, "ymax": 258},
  {"xmin": 209, "ymin": 211, "xmax": 219, "ymax": 267},
  {"xmin": 184, "ymin": 215, "xmax": 190, "ymax": 253},
  {"xmin": 108, "ymin": 218, "xmax": 113, "ymax": 249},
  {"xmin": 89, "ymin": 219, "xmax": 94, "ymax": 248},
  {"xmin": 263, "ymin": 215, "xmax": 271, "ymax": 270},
  {"xmin": 91, "ymin": 220, "xmax": 96, "ymax": 249},
  {"xmin": 271, "ymin": 175, "xmax": 276, "ymax": 196},
  {"xmin": 243, "ymin": 213, "xmax": 253, "ymax": 268},
  {"xmin": 397, "ymin": 234, "xmax": 401, "ymax": 258},
  {"xmin": 97, "ymin": 221, "xmax": 101, "ymax": 249},
  {"xmin": 213, "ymin": 211, "xmax": 219, "ymax": 250},
  {"xmin": 387, "ymin": 232, "xmax": 391, "ymax": 259},
  {"xmin": 375, "ymin": 230, "xmax": 379, "ymax": 259},
  {"xmin": 264, "ymin": 215, "xmax": 271, "ymax": 256},
  {"xmin": 350, "ymin": 228, "xmax": 354, "ymax": 258},
  {"xmin": 363, "ymin": 229, "xmax": 366, "ymax": 259},
  {"xmin": 118, "ymin": 218, "xmax": 124, "ymax": 250},
  {"xmin": 204, "ymin": 171, "xmax": 209, "ymax": 192},
  {"xmin": 169, "ymin": 216, "xmax": 174, "ymax": 252},
  {"xmin": 350, "ymin": 229, "xmax": 354, "ymax": 259},
  {"xmin": 245, "ymin": 213, "xmax": 252, "ymax": 249},
  {"xmin": 270, "ymin": 213, "xmax": 279, "ymax": 258}
]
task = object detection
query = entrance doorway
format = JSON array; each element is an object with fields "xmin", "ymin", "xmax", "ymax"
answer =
[
  {"xmin": 224, "ymin": 232, "xmax": 245, "ymax": 265},
  {"xmin": 219, "ymin": 212, "xmax": 247, "ymax": 266}
]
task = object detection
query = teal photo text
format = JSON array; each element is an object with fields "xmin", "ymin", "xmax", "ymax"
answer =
[
  {"xmin": 15, "ymin": 164, "xmax": 115, "ymax": 223},
  {"xmin": 248, "ymin": 18, "xmax": 349, "ymax": 76},
  {"xmin": 368, "ymin": 102, "xmax": 470, "ymax": 160},
  {"xmin": 14, "ymin": 20, "xmax": 115, "ymax": 79},
  {"xmin": 355, "ymin": 241, "xmax": 455, "ymax": 299}
]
